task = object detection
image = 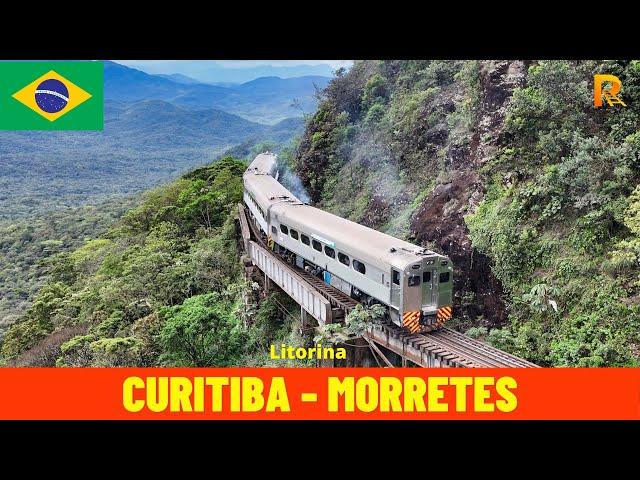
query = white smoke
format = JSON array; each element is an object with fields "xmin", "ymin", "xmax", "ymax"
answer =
[
  {"xmin": 261, "ymin": 153, "xmax": 278, "ymax": 177},
  {"xmin": 278, "ymin": 165, "xmax": 311, "ymax": 204}
]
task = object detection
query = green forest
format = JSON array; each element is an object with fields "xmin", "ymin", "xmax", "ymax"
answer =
[
  {"xmin": 2, "ymin": 60, "xmax": 639, "ymax": 367},
  {"xmin": 0, "ymin": 101, "xmax": 301, "ymax": 221},
  {"xmin": 0, "ymin": 157, "xmax": 305, "ymax": 366},
  {"xmin": 0, "ymin": 198, "xmax": 137, "ymax": 335}
]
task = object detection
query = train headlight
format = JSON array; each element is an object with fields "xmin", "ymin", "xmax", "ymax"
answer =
[{"xmin": 425, "ymin": 259, "xmax": 435, "ymax": 265}]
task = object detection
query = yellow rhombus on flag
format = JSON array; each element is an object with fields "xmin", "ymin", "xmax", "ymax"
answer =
[{"xmin": 12, "ymin": 69, "xmax": 92, "ymax": 122}]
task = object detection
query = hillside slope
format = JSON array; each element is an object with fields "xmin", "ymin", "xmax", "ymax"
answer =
[
  {"xmin": 0, "ymin": 158, "xmax": 301, "ymax": 366},
  {"xmin": 292, "ymin": 60, "xmax": 640, "ymax": 366},
  {"xmin": 0, "ymin": 197, "xmax": 137, "ymax": 335},
  {"xmin": 0, "ymin": 100, "xmax": 303, "ymax": 220}
]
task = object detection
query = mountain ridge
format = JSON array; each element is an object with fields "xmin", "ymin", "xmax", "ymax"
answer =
[
  {"xmin": 119, "ymin": 61, "xmax": 337, "ymax": 83},
  {"xmin": 157, "ymin": 73, "xmax": 202, "ymax": 84},
  {"xmin": 104, "ymin": 61, "xmax": 331, "ymax": 124}
]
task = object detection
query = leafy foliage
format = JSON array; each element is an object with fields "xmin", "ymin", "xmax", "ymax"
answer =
[
  {"xmin": 1, "ymin": 157, "xmax": 250, "ymax": 366},
  {"xmin": 158, "ymin": 292, "xmax": 245, "ymax": 367},
  {"xmin": 466, "ymin": 60, "xmax": 640, "ymax": 366},
  {"xmin": 314, "ymin": 304, "xmax": 386, "ymax": 344}
]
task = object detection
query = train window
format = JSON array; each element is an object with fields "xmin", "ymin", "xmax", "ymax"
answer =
[
  {"xmin": 324, "ymin": 246, "xmax": 335, "ymax": 258},
  {"xmin": 290, "ymin": 229, "xmax": 299, "ymax": 240},
  {"xmin": 338, "ymin": 252, "xmax": 350, "ymax": 266},
  {"xmin": 312, "ymin": 240, "xmax": 322, "ymax": 252},
  {"xmin": 301, "ymin": 234, "xmax": 310, "ymax": 246},
  {"xmin": 353, "ymin": 259, "xmax": 366, "ymax": 274},
  {"xmin": 439, "ymin": 272, "xmax": 450, "ymax": 283},
  {"xmin": 408, "ymin": 275, "xmax": 421, "ymax": 287},
  {"xmin": 392, "ymin": 270, "xmax": 400, "ymax": 285},
  {"xmin": 271, "ymin": 226, "xmax": 277, "ymax": 235},
  {"xmin": 423, "ymin": 271, "xmax": 431, "ymax": 283},
  {"xmin": 280, "ymin": 224, "xmax": 289, "ymax": 235}
]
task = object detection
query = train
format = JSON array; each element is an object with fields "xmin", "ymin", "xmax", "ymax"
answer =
[{"xmin": 242, "ymin": 152, "xmax": 453, "ymax": 333}]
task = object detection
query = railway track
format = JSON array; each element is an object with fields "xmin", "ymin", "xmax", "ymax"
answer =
[
  {"xmin": 434, "ymin": 328, "xmax": 538, "ymax": 367},
  {"xmin": 238, "ymin": 204, "xmax": 538, "ymax": 368},
  {"xmin": 294, "ymin": 267, "xmax": 359, "ymax": 315},
  {"xmin": 370, "ymin": 323, "xmax": 538, "ymax": 367}
]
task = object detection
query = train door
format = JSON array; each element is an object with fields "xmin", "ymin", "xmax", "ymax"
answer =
[
  {"xmin": 431, "ymin": 267, "xmax": 439, "ymax": 305},
  {"xmin": 404, "ymin": 266, "xmax": 422, "ymax": 312},
  {"xmin": 390, "ymin": 269, "xmax": 401, "ymax": 308},
  {"xmin": 422, "ymin": 270, "xmax": 432, "ymax": 306}
]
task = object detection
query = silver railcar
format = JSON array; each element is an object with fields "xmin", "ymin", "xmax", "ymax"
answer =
[{"xmin": 243, "ymin": 153, "xmax": 453, "ymax": 332}]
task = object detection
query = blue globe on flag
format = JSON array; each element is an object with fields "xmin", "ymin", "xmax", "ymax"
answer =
[{"xmin": 34, "ymin": 79, "xmax": 69, "ymax": 113}]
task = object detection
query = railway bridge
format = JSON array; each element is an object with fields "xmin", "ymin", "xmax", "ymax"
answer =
[{"xmin": 237, "ymin": 204, "xmax": 538, "ymax": 368}]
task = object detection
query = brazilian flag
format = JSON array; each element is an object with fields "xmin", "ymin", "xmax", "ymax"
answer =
[{"xmin": 0, "ymin": 61, "xmax": 103, "ymax": 130}]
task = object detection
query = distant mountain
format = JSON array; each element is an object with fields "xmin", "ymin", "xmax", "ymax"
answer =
[
  {"xmin": 192, "ymin": 63, "xmax": 336, "ymax": 83},
  {"xmin": 120, "ymin": 61, "xmax": 337, "ymax": 84},
  {"xmin": 237, "ymin": 75, "xmax": 329, "ymax": 94},
  {"xmin": 210, "ymin": 81, "xmax": 239, "ymax": 88},
  {"xmin": 105, "ymin": 61, "xmax": 331, "ymax": 124},
  {"xmin": 157, "ymin": 73, "xmax": 203, "ymax": 84},
  {"xmin": 104, "ymin": 61, "xmax": 230, "ymax": 103}
]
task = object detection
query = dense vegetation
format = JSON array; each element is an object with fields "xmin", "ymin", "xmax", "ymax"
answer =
[
  {"xmin": 292, "ymin": 60, "xmax": 640, "ymax": 366},
  {"xmin": 0, "ymin": 197, "xmax": 136, "ymax": 336},
  {"xmin": 465, "ymin": 61, "xmax": 640, "ymax": 366},
  {"xmin": 0, "ymin": 158, "xmax": 302, "ymax": 366}
]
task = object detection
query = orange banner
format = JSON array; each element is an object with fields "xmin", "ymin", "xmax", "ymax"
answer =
[{"xmin": 0, "ymin": 368, "xmax": 639, "ymax": 420}]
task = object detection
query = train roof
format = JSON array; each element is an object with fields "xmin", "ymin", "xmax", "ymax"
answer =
[
  {"xmin": 271, "ymin": 201, "xmax": 438, "ymax": 269},
  {"xmin": 246, "ymin": 152, "xmax": 279, "ymax": 177},
  {"xmin": 244, "ymin": 170, "xmax": 301, "ymax": 208}
]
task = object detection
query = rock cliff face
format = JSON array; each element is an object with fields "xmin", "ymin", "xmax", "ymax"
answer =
[
  {"xmin": 293, "ymin": 60, "xmax": 526, "ymax": 329},
  {"xmin": 411, "ymin": 61, "xmax": 527, "ymax": 329}
]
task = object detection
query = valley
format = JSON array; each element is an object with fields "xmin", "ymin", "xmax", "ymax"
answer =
[{"xmin": 0, "ymin": 61, "xmax": 321, "ymax": 333}]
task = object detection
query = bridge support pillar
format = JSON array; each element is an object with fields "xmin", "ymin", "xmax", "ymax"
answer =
[
  {"xmin": 300, "ymin": 306, "xmax": 312, "ymax": 330},
  {"xmin": 264, "ymin": 272, "xmax": 271, "ymax": 294}
]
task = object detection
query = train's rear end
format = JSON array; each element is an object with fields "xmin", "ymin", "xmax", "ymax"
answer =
[{"xmin": 400, "ymin": 255, "xmax": 453, "ymax": 333}]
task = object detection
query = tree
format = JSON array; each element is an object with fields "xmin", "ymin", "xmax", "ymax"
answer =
[
  {"xmin": 157, "ymin": 293, "xmax": 245, "ymax": 367},
  {"xmin": 314, "ymin": 304, "xmax": 386, "ymax": 344},
  {"xmin": 176, "ymin": 160, "xmax": 244, "ymax": 233}
]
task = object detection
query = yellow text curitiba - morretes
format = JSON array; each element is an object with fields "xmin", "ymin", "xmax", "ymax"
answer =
[{"xmin": 270, "ymin": 344, "xmax": 346, "ymax": 360}]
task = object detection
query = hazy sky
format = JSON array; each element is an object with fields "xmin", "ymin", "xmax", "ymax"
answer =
[{"xmin": 114, "ymin": 60, "xmax": 353, "ymax": 84}]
